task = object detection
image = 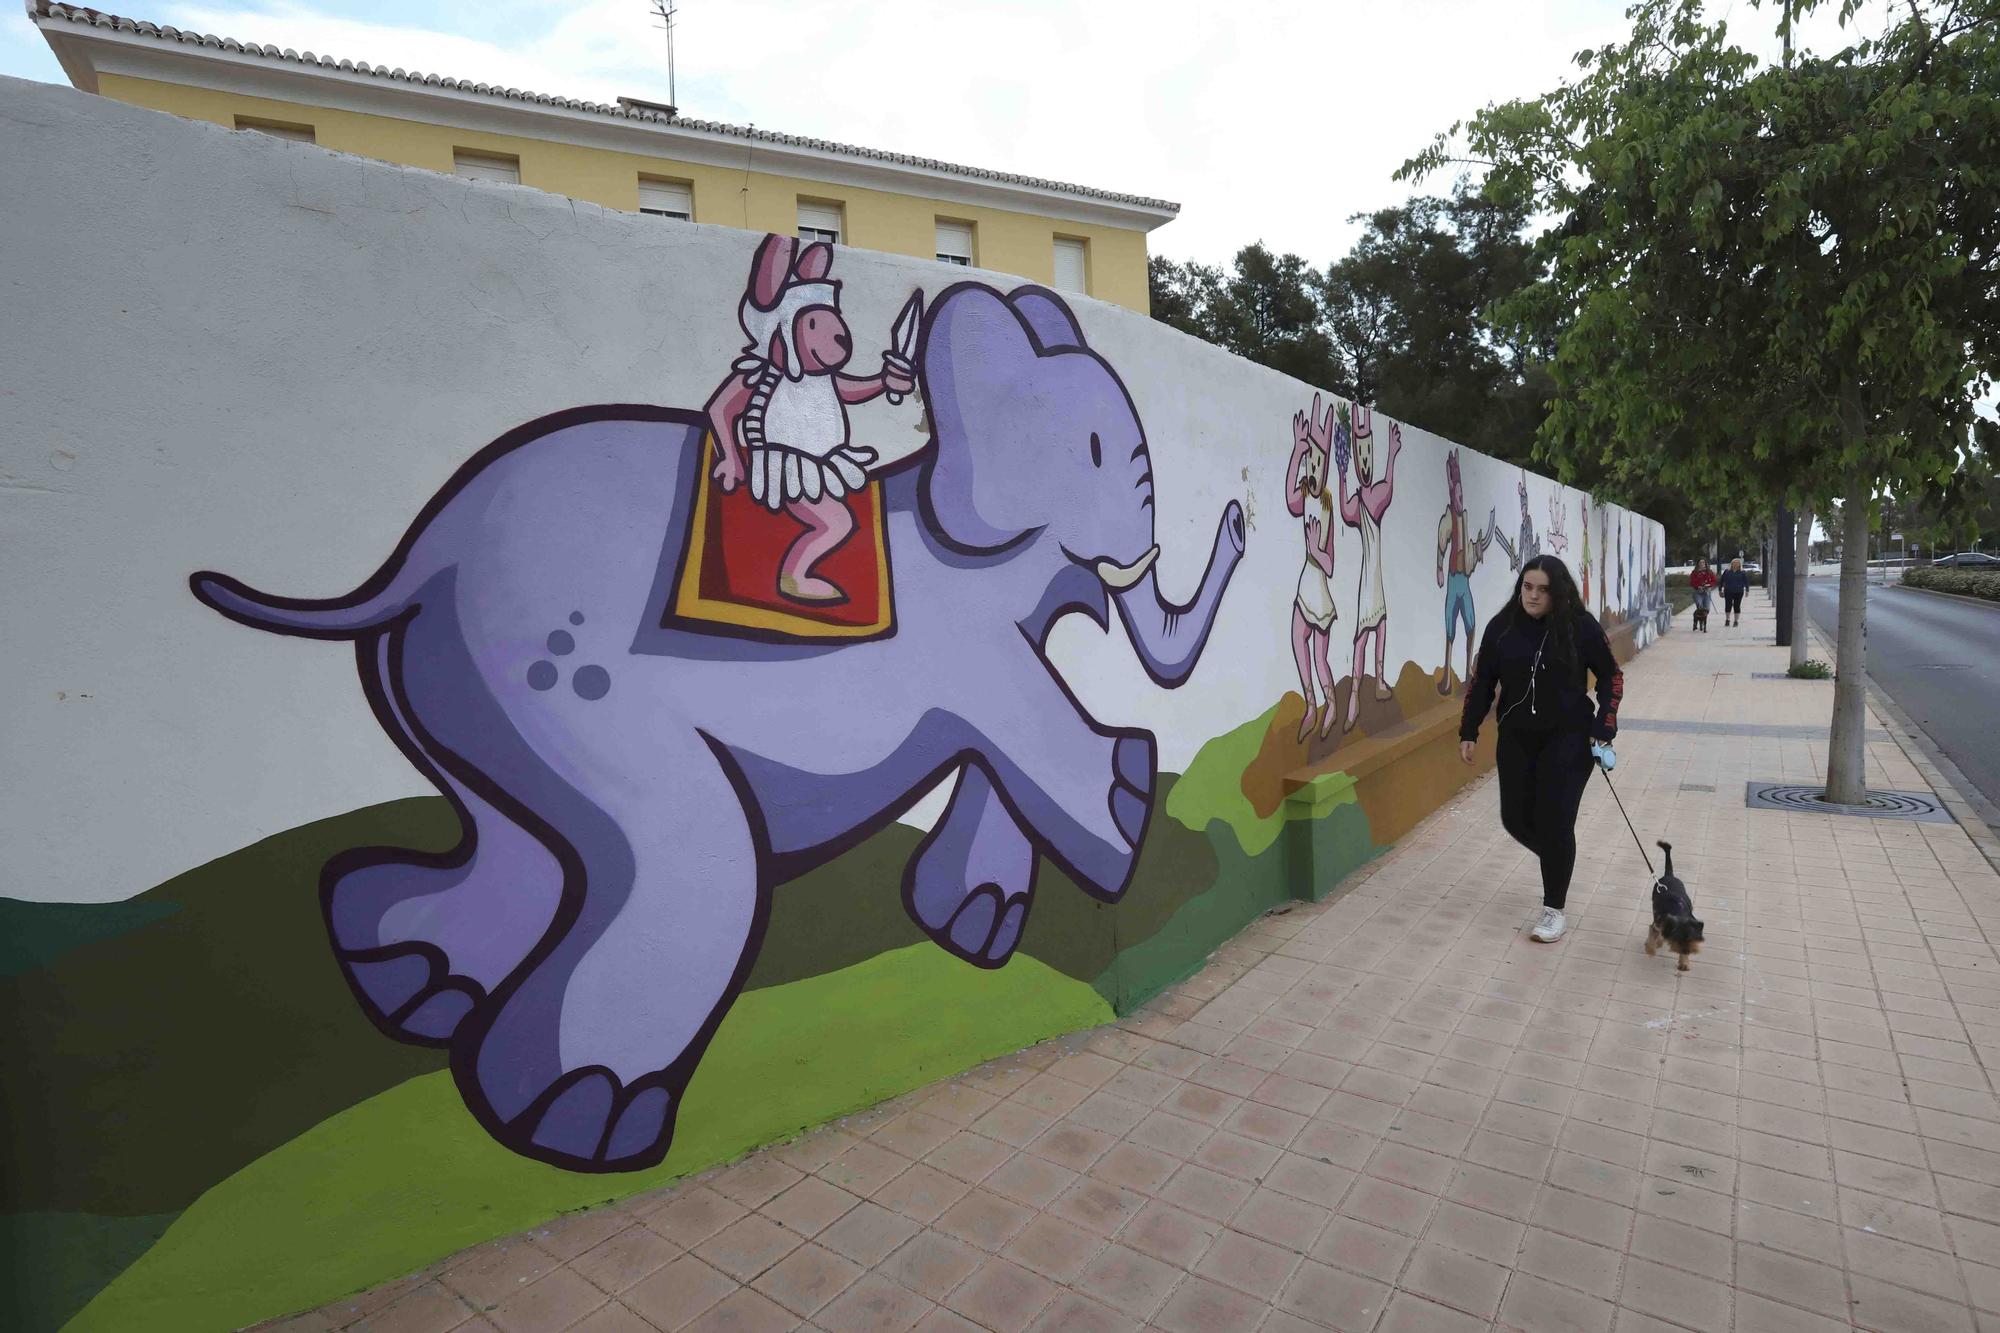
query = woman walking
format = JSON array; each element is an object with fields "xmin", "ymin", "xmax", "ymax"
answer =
[
  {"xmin": 1459, "ymin": 556, "xmax": 1624, "ymax": 943},
  {"xmin": 1689, "ymin": 557, "xmax": 1717, "ymax": 631},
  {"xmin": 1719, "ymin": 557, "xmax": 1750, "ymax": 626}
]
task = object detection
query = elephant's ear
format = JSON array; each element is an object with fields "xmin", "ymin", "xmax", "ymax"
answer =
[
  {"xmin": 918, "ymin": 286, "xmax": 1053, "ymax": 552},
  {"xmin": 1007, "ymin": 287, "xmax": 1086, "ymax": 353}
]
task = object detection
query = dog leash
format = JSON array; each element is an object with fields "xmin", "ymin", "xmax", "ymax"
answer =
[{"xmin": 1597, "ymin": 764, "xmax": 1657, "ymax": 877}]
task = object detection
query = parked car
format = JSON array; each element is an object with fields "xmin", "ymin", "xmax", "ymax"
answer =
[{"xmin": 1933, "ymin": 551, "xmax": 2000, "ymax": 568}]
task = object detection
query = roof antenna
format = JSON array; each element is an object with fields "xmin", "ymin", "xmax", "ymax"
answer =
[{"xmin": 648, "ymin": 0, "xmax": 678, "ymax": 111}]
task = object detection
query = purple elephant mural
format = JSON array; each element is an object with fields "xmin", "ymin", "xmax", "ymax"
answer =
[{"xmin": 190, "ymin": 270, "xmax": 1246, "ymax": 1171}]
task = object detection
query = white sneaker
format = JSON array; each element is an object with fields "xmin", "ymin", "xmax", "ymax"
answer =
[{"xmin": 1531, "ymin": 907, "xmax": 1568, "ymax": 942}]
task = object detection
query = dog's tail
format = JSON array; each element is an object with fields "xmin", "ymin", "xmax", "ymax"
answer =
[{"xmin": 1657, "ymin": 840, "xmax": 1674, "ymax": 877}]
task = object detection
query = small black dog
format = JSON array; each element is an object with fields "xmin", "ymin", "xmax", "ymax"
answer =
[
  {"xmin": 1693, "ymin": 602, "xmax": 1709, "ymax": 632},
  {"xmin": 1646, "ymin": 841, "xmax": 1705, "ymax": 971}
]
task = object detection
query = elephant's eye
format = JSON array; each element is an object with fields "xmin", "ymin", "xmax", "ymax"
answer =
[{"xmin": 1089, "ymin": 432, "xmax": 1102, "ymax": 468}]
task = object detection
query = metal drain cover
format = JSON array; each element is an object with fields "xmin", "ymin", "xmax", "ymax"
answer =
[
  {"xmin": 1680, "ymin": 783, "xmax": 1716, "ymax": 792},
  {"xmin": 1750, "ymin": 672, "xmax": 1831, "ymax": 681},
  {"xmin": 1745, "ymin": 782, "xmax": 1951, "ymax": 822}
]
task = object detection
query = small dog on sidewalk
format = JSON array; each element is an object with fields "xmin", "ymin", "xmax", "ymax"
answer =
[
  {"xmin": 1693, "ymin": 603, "xmax": 1709, "ymax": 632},
  {"xmin": 1645, "ymin": 841, "xmax": 1704, "ymax": 971}
]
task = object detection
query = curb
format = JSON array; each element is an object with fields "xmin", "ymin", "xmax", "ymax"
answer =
[
  {"xmin": 1887, "ymin": 582, "xmax": 2000, "ymax": 612},
  {"xmin": 1805, "ymin": 618, "xmax": 2000, "ymax": 877}
]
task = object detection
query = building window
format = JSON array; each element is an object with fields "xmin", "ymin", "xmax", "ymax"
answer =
[
  {"xmin": 235, "ymin": 117, "xmax": 314, "ymax": 143},
  {"xmin": 935, "ymin": 219, "xmax": 975, "ymax": 266},
  {"xmin": 639, "ymin": 178, "xmax": 693, "ymax": 220},
  {"xmin": 1053, "ymin": 237, "xmax": 1088, "ymax": 293},
  {"xmin": 797, "ymin": 200, "xmax": 843, "ymax": 247},
  {"xmin": 453, "ymin": 151, "xmax": 520, "ymax": 185}
]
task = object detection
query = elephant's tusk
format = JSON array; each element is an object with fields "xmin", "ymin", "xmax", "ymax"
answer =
[{"xmin": 1095, "ymin": 546, "xmax": 1160, "ymax": 591}]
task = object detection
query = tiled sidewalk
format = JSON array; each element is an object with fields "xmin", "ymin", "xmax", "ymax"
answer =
[{"xmin": 276, "ymin": 595, "xmax": 2000, "ymax": 1333}]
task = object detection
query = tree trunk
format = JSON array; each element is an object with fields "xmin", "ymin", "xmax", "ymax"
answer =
[
  {"xmin": 1826, "ymin": 488, "xmax": 1871, "ymax": 805},
  {"xmin": 1790, "ymin": 506, "xmax": 1813, "ymax": 670}
]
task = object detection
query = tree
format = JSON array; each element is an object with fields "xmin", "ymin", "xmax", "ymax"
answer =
[
  {"xmin": 1318, "ymin": 185, "xmax": 1553, "ymax": 468},
  {"xmin": 1405, "ymin": 0, "xmax": 2000, "ymax": 803},
  {"xmin": 1147, "ymin": 245, "xmax": 1342, "ymax": 391}
]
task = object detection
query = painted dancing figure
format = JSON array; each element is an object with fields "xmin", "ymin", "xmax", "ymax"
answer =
[
  {"xmin": 1336, "ymin": 402, "xmax": 1402, "ymax": 731},
  {"xmin": 1287, "ymin": 395, "xmax": 1340, "ymax": 740},
  {"xmin": 1435, "ymin": 449, "xmax": 1492, "ymax": 694}
]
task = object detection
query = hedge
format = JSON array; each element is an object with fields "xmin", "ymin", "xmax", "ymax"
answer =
[
  {"xmin": 1666, "ymin": 570, "xmax": 1765, "ymax": 588},
  {"xmin": 1901, "ymin": 567, "xmax": 2000, "ymax": 602}
]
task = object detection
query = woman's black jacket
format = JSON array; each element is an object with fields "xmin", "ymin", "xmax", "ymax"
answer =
[{"xmin": 1458, "ymin": 608, "xmax": 1623, "ymax": 743}]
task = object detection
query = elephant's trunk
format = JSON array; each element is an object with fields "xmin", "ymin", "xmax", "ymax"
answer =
[{"xmin": 1112, "ymin": 501, "xmax": 1246, "ymax": 688}]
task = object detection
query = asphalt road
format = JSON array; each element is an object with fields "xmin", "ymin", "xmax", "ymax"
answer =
[{"xmin": 1805, "ymin": 579, "xmax": 2000, "ymax": 813}]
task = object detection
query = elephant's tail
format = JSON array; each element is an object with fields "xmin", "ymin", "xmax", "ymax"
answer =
[{"xmin": 190, "ymin": 567, "xmax": 420, "ymax": 639}]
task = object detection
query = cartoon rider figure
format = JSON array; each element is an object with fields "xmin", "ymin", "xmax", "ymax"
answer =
[{"xmin": 705, "ymin": 234, "xmax": 917, "ymax": 605}]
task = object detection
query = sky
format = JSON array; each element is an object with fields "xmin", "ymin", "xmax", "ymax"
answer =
[{"xmin": 1, "ymin": 0, "xmax": 1896, "ymax": 270}]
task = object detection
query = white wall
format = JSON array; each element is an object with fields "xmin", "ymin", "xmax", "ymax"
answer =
[{"xmin": 0, "ymin": 76, "xmax": 1662, "ymax": 903}]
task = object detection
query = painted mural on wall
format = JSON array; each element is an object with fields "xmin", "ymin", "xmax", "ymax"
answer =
[
  {"xmin": 6, "ymin": 93, "xmax": 1672, "ymax": 1332},
  {"xmin": 188, "ymin": 240, "xmax": 1247, "ymax": 1172}
]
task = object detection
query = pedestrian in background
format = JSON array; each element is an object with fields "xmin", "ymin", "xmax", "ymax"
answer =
[
  {"xmin": 1458, "ymin": 555, "xmax": 1624, "ymax": 944},
  {"xmin": 1689, "ymin": 557, "xmax": 1717, "ymax": 631},
  {"xmin": 1720, "ymin": 557, "xmax": 1750, "ymax": 626}
]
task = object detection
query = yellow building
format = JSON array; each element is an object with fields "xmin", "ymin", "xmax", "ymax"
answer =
[{"xmin": 28, "ymin": 1, "xmax": 1177, "ymax": 312}]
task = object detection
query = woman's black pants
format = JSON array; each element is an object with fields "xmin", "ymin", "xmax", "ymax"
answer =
[
  {"xmin": 1496, "ymin": 726, "xmax": 1594, "ymax": 910},
  {"xmin": 1723, "ymin": 591, "xmax": 1744, "ymax": 617}
]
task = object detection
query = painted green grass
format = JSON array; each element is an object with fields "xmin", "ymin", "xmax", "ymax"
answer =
[
  {"xmin": 1166, "ymin": 703, "xmax": 1289, "ymax": 855},
  {"xmin": 2, "ymin": 1212, "xmax": 179, "ymax": 1333},
  {"xmin": 65, "ymin": 944, "xmax": 1110, "ymax": 1333},
  {"xmin": 1166, "ymin": 702, "xmax": 1361, "ymax": 860}
]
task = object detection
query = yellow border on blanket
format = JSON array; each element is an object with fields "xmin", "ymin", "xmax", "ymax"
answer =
[{"xmin": 674, "ymin": 433, "xmax": 893, "ymax": 638}]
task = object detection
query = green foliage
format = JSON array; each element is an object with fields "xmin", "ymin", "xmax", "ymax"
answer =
[
  {"xmin": 1900, "ymin": 566, "xmax": 2000, "ymax": 600},
  {"xmin": 1148, "ymin": 245, "xmax": 1341, "ymax": 391},
  {"xmin": 1401, "ymin": 0, "xmax": 2000, "ymax": 531},
  {"xmin": 1788, "ymin": 659, "xmax": 1835, "ymax": 678},
  {"xmin": 1317, "ymin": 185, "xmax": 1553, "ymax": 467}
]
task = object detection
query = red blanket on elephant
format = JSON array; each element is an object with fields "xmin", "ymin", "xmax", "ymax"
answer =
[{"xmin": 670, "ymin": 434, "xmax": 894, "ymax": 641}]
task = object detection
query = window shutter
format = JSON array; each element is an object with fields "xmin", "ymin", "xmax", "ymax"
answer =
[
  {"xmin": 935, "ymin": 220, "xmax": 974, "ymax": 266},
  {"xmin": 453, "ymin": 152, "xmax": 520, "ymax": 185},
  {"xmin": 797, "ymin": 201, "xmax": 843, "ymax": 245},
  {"xmin": 1053, "ymin": 237, "xmax": 1087, "ymax": 292},
  {"xmin": 237, "ymin": 121, "xmax": 314, "ymax": 143},
  {"xmin": 639, "ymin": 179, "xmax": 693, "ymax": 220}
]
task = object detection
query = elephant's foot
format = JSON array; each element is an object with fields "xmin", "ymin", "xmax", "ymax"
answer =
[
  {"xmin": 1062, "ymin": 732, "xmax": 1154, "ymax": 901},
  {"xmin": 448, "ymin": 736, "xmax": 759, "ymax": 1171},
  {"xmin": 340, "ymin": 943, "xmax": 485, "ymax": 1044},
  {"xmin": 906, "ymin": 766, "xmax": 1037, "ymax": 968},
  {"xmin": 777, "ymin": 572, "xmax": 849, "ymax": 605},
  {"xmin": 466, "ymin": 1060, "xmax": 681, "ymax": 1170}
]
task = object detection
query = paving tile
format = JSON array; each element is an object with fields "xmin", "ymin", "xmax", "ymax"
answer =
[
  {"xmin": 1497, "ymin": 1272, "xmax": 1616, "ymax": 1333},
  {"xmin": 1120, "ymin": 1200, "xmax": 1221, "ymax": 1268},
  {"xmin": 1189, "ymin": 1227, "xmax": 1296, "ymax": 1301},
  {"xmin": 814, "ymin": 1273, "xmax": 933, "ymax": 1333},
  {"xmin": 1399, "ymin": 1241, "xmax": 1509, "ymax": 1320},
  {"xmin": 1847, "ymin": 1274, "xmax": 1977, "ymax": 1333},
  {"xmin": 999, "ymin": 1213, "xmax": 1102, "ymax": 1284},
  {"xmin": 621, "ymin": 1257, "xmax": 736, "ymax": 1333},
  {"xmin": 1274, "ymin": 1260, "xmax": 1392, "ymax": 1332},
  {"xmin": 570, "ymin": 1225, "xmax": 682, "ymax": 1295},
  {"xmin": 817, "ymin": 1201, "xmax": 921, "ymax": 1267},
  {"xmin": 879, "ymin": 1231, "xmax": 982, "ymax": 1302},
  {"xmin": 1620, "ymin": 1255, "xmax": 1733, "ymax": 1330},
  {"xmin": 1309, "ymin": 1214, "xmax": 1416, "ymax": 1282},
  {"xmin": 680, "ymin": 1287, "xmax": 796, "ymax": 1333},
  {"xmin": 1074, "ymin": 1244, "xmax": 1182, "ymax": 1320},
  {"xmin": 944, "ymin": 1256, "xmax": 1056, "ymax": 1333},
  {"xmin": 694, "ymin": 1215, "xmax": 803, "ymax": 1282}
]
